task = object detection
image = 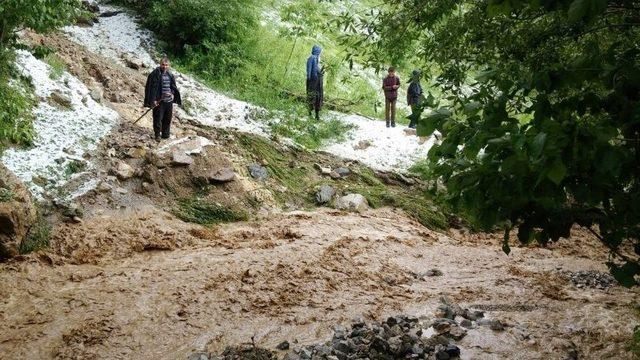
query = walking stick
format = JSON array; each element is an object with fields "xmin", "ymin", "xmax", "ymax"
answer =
[{"xmin": 133, "ymin": 104, "xmax": 158, "ymax": 125}]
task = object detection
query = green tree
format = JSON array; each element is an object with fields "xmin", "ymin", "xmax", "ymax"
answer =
[{"xmin": 339, "ymin": 0, "xmax": 640, "ymax": 285}]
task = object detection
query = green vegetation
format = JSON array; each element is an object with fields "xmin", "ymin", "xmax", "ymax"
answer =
[
  {"xmin": 0, "ymin": 0, "xmax": 81, "ymax": 151},
  {"xmin": 343, "ymin": 0, "xmax": 640, "ymax": 285},
  {"xmin": 271, "ymin": 113, "xmax": 355, "ymax": 150},
  {"xmin": 19, "ymin": 215, "xmax": 51, "ymax": 254},
  {"xmin": 0, "ymin": 187, "xmax": 13, "ymax": 202},
  {"xmin": 44, "ymin": 53, "xmax": 67, "ymax": 80},
  {"xmin": 173, "ymin": 197, "xmax": 249, "ymax": 225},
  {"xmin": 629, "ymin": 326, "xmax": 640, "ymax": 358},
  {"xmin": 64, "ymin": 160, "xmax": 87, "ymax": 177},
  {"xmin": 0, "ymin": 66, "xmax": 36, "ymax": 151}
]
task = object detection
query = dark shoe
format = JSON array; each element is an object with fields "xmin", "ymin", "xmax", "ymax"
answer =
[
  {"xmin": 386, "ymin": 121, "xmax": 390, "ymax": 128},
  {"xmin": 154, "ymin": 134, "xmax": 161, "ymax": 142},
  {"xmin": 391, "ymin": 121, "xmax": 396, "ymax": 128},
  {"xmin": 161, "ymin": 134, "xmax": 170, "ymax": 139}
]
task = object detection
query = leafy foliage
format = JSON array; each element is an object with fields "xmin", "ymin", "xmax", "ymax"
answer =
[
  {"xmin": 341, "ymin": 0, "xmax": 640, "ymax": 285},
  {"xmin": 0, "ymin": 0, "xmax": 81, "ymax": 150}
]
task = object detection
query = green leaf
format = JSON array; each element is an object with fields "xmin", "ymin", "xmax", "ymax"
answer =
[
  {"xmin": 608, "ymin": 261, "xmax": 640, "ymax": 287},
  {"xmin": 547, "ymin": 158, "xmax": 567, "ymax": 185},
  {"xmin": 502, "ymin": 227, "xmax": 511, "ymax": 255},
  {"xmin": 530, "ymin": 132, "xmax": 546, "ymax": 159},
  {"xmin": 568, "ymin": 0, "xmax": 588, "ymax": 22}
]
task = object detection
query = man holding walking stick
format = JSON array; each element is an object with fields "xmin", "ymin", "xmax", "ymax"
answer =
[{"xmin": 143, "ymin": 57, "xmax": 182, "ymax": 142}]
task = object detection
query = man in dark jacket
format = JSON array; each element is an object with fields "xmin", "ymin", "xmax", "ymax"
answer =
[
  {"xmin": 306, "ymin": 45, "xmax": 324, "ymax": 121},
  {"xmin": 144, "ymin": 57, "xmax": 182, "ymax": 141},
  {"xmin": 382, "ymin": 67, "xmax": 400, "ymax": 128},
  {"xmin": 407, "ymin": 69, "xmax": 423, "ymax": 129}
]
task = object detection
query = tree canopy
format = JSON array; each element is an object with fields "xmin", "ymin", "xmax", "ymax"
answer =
[{"xmin": 339, "ymin": 0, "xmax": 640, "ymax": 285}]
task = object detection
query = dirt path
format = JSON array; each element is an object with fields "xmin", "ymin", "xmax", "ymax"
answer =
[{"xmin": 0, "ymin": 207, "xmax": 637, "ymax": 359}]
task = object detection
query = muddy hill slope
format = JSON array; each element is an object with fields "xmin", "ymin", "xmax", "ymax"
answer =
[{"xmin": 0, "ymin": 2, "xmax": 638, "ymax": 360}]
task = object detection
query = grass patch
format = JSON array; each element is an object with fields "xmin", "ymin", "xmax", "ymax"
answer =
[
  {"xmin": 271, "ymin": 114, "xmax": 355, "ymax": 150},
  {"xmin": 0, "ymin": 187, "xmax": 13, "ymax": 202},
  {"xmin": 629, "ymin": 327, "xmax": 640, "ymax": 358},
  {"xmin": 173, "ymin": 198, "xmax": 249, "ymax": 225},
  {"xmin": 237, "ymin": 133, "xmax": 315, "ymax": 206},
  {"xmin": 64, "ymin": 160, "xmax": 86, "ymax": 177},
  {"xmin": 19, "ymin": 215, "xmax": 51, "ymax": 254},
  {"xmin": 44, "ymin": 53, "xmax": 67, "ymax": 80}
]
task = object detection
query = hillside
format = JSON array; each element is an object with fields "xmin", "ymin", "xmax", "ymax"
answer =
[{"xmin": 0, "ymin": 1, "xmax": 638, "ymax": 359}]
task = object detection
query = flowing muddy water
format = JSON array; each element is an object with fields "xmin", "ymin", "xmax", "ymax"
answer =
[{"xmin": 0, "ymin": 208, "xmax": 637, "ymax": 359}]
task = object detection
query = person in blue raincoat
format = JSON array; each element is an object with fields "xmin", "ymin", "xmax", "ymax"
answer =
[{"xmin": 306, "ymin": 45, "xmax": 324, "ymax": 120}]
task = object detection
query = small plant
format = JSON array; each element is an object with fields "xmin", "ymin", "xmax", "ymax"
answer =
[
  {"xmin": 44, "ymin": 54, "xmax": 67, "ymax": 80},
  {"xmin": 31, "ymin": 44, "xmax": 56, "ymax": 59},
  {"xmin": 64, "ymin": 160, "xmax": 86, "ymax": 177},
  {"xmin": 0, "ymin": 187, "xmax": 13, "ymax": 202},
  {"xmin": 173, "ymin": 198, "xmax": 248, "ymax": 225},
  {"xmin": 19, "ymin": 215, "xmax": 51, "ymax": 254}
]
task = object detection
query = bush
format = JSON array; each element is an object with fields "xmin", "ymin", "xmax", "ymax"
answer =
[
  {"xmin": 19, "ymin": 215, "xmax": 51, "ymax": 254},
  {"xmin": 0, "ymin": 56, "xmax": 36, "ymax": 150}
]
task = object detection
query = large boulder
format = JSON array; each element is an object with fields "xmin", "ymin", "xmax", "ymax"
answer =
[
  {"xmin": 111, "ymin": 160, "xmax": 135, "ymax": 180},
  {"xmin": 334, "ymin": 193, "xmax": 369, "ymax": 213},
  {"xmin": 315, "ymin": 185, "xmax": 335, "ymax": 205},
  {"xmin": 0, "ymin": 164, "xmax": 37, "ymax": 259}
]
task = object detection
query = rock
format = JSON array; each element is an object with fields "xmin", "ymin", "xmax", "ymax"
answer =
[
  {"xmin": 329, "ymin": 171, "xmax": 341, "ymax": 179},
  {"xmin": 126, "ymin": 147, "xmax": 147, "ymax": 159},
  {"xmin": 187, "ymin": 352, "xmax": 210, "ymax": 360},
  {"xmin": 435, "ymin": 305, "xmax": 455, "ymax": 320},
  {"xmin": 477, "ymin": 318, "xmax": 504, "ymax": 331},
  {"xmin": 404, "ymin": 128, "xmax": 417, "ymax": 136},
  {"xmin": 49, "ymin": 91, "xmax": 72, "ymax": 109},
  {"xmin": 96, "ymin": 181, "xmax": 112, "ymax": 193},
  {"xmin": 333, "ymin": 324, "xmax": 347, "ymax": 340},
  {"xmin": 315, "ymin": 185, "xmax": 335, "ymax": 205},
  {"xmin": 0, "ymin": 164, "xmax": 37, "ymax": 259},
  {"xmin": 248, "ymin": 164, "xmax": 268, "ymax": 181},
  {"xmin": 334, "ymin": 194, "xmax": 369, "ymax": 213},
  {"xmin": 122, "ymin": 54, "xmax": 145, "ymax": 70},
  {"xmin": 333, "ymin": 340, "xmax": 354, "ymax": 354},
  {"xmin": 112, "ymin": 161, "xmax": 134, "ymax": 180},
  {"xmin": 353, "ymin": 140, "xmax": 372, "ymax": 150},
  {"xmin": 171, "ymin": 151, "xmax": 194, "ymax": 166},
  {"xmin": 110, "ymin": 92, "xmax": 123, "ymax": 103},
  {"xmin": 314, "ymin": 163, "xmax": 332, "ymax": 175},
  {"xmin": 99, "ymin": 10, "xmax": 124, "ymax": 17},
  {"xmin": 89, "ymin": 86, "xmax": 103, "ymax": 102},
  {"xmin": 334, "ymin": 167, "xmax": 350, "ymax": 177},
  {"xmin": 276, "ymin": 340, "xmax": 290, "ymax": 350},
  {"xmin": 459, "ymin": 319, "xmax": 473, "ymax": 328},
  {"xmin": 207, "ymin": 167, "xmax": 236, "ymax": 183},
  {"xmin": 461, "ymin": 309, "xmax": 484, "ymax": 321},
  {"xmin": 145, "ymin": 152, "xmax": 166, "ymax": 168},
  {"xmin": 59, "ymin": 202, "xmax": 83, "ymax": 219},
  {"xmin": 447, "ymin": 325, "xmax": 467, "ymax": 340}
]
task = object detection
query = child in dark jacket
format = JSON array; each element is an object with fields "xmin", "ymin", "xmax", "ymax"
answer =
[
  {"xmin": 382, "ymin": 67, "xmax": 400, "ymax": 128},
  {"xmin": 407, "ymin": 69, "xmax": 423, "ymax": 129}
]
